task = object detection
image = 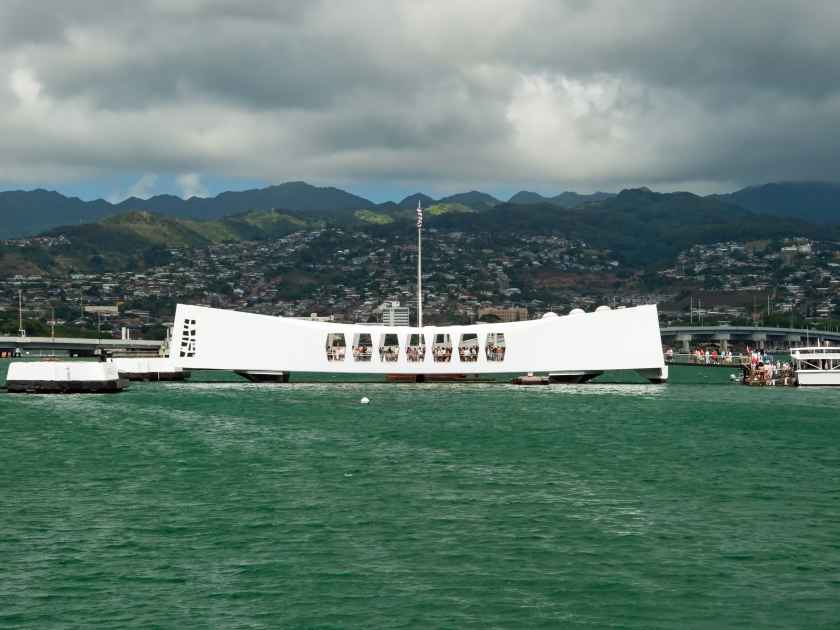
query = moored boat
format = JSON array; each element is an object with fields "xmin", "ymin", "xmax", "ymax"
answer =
[
  {"xmin": 512, "ymin": 373, "xmax": 550, "ymax": 385},
  {"xmin": 791, "ymin": 346, "xmax": 840, "ymax": 386}
]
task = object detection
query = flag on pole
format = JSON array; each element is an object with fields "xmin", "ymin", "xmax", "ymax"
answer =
[{"xmin": 416, "ymin": 200, "xmax": 423, "ymax": 229}]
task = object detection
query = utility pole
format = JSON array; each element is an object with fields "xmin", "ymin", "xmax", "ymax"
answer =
[{"xmin": 18, "ymin": 289, "xmax": 25, "ymax": 337}]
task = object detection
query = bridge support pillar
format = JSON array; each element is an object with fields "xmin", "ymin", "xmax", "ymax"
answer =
[
  {"xmin": 751, "ymin": 333, "xmax": 767, "ymax": 350},
  {"xmin": 714, "ymin": 333, "xmax": 731, "ymax": 353},
  {"xmin": 676, "ymin": 333, "xmax": 692, "ymax": 353}
]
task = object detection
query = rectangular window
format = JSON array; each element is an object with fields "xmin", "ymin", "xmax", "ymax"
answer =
[
  {"xmin": 379, "ymin": 333, "xmax": 400, "ymax": 362},
  {"xmin": 485, "ymin": 332, "xmax": 506, "ymax": 362},
  {"xmin": 459, "ymin": 333, "xmax": 479, "ymax": 362},
  {"xmin": 433, "ymin": 333, "xmax": 452, "ymax": 363},
  {"xmin": 353, "ymin": 333, "xmax": 373, "ymax": 362},
  {"xmin": 325, "ymin": 333, "xmax": 346, "ymax": 362},
  {"xmin": 406, "ymin": 333, "xmax": 426, "ymax": 362}
]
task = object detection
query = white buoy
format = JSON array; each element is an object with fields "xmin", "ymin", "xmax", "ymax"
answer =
[{"xmin": 360, "ymin": 397, "xmax": 370, "ymax": 404}]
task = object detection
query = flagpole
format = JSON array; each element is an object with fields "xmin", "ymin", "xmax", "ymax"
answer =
[{"xmin": 417, "ymin": 201, "xmax": 423, "ymax": 328}]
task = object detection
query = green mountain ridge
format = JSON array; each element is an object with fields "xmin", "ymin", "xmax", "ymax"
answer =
[
  {"xmin": 432, "ymin": 188, "xmax": 838, "ymax": 266},
  {"xmin": 3, "ymin": 179, "xmax": 840, "ymax": 241},
  {"xmin": 0, "ymin": 209, "xmax": 320, "ymax": 275},
  {"xmin": 0, "ymin": 189, "xmax": 114, "ymax": 239},
  {"xmin": 5, "ymin": 187, "xmax": 837, "ymax": 277},
  {"xmin": 438, "ymin": 191, "xmax": 500, "ymax": 210},
  {"xmin": 718, "ymin": 181, "xmax": 840, "ymax": 224},
  {"xmin": 508, "ymin": 190, "xmax": 614, "ymax": 207},
  {"xmin": 396, "ymin": 193, "xmax": 435, "ymax": 210}
]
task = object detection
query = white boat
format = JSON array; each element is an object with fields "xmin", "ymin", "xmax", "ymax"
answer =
[
  {"xmin": 168, "ymin": 202, "xmax": 668, "ymax": 383},
  {"xmin": 791, "ymin": 346, "xmax": 840, "ymax": 386}
]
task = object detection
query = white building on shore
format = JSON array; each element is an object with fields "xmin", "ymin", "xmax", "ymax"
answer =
[{"xmin": 380, "ymin": 301, "xmax": 410, "ymax": 327}]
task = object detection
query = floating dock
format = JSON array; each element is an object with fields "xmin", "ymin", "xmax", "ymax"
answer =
[{"xmin": 5, "ymin": 361, "xmax": 128, "ymax": 394}]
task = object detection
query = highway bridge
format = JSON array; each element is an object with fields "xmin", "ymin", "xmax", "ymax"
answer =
[
  {"xmin": 0, "ymin": 335, "xmax": 163, "ymax": 357},
  {"xmin": 660, "ymin": 325, "xmax": 840, "ymax": 352}
]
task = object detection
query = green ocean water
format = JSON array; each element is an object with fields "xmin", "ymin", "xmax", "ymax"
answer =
[{"xmin": 2, "ymin": 362, "xmax": 840, "ymax": 628}]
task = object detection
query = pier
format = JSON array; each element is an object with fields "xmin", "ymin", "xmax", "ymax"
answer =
[
  {"xmin": 666, "ymin": 353, "xmax": 750, "ymax": 368},
  {"xmin": 665, "ymin": 352, "xmax": 796, "ymax": 386}
]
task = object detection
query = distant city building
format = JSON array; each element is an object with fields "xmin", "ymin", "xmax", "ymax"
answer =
[
  {"xmin": 477, "ymin": 306, "xmax": 528, "ymax": 322},
  {"xmin": 380, "ymin": 301, "xmax": 409, "ymax": 326},
  {"xmin": 781, "ymin": 241, "xmax": 812, "ymax": 265},
  {"xmin": 84, "ymin": 305, "xmax": 120, "ymax": 315}
]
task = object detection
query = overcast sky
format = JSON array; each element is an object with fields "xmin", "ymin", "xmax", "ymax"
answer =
[{"xmin": 2, "ymin": 0, "xmax": 840, "ymax": 202}]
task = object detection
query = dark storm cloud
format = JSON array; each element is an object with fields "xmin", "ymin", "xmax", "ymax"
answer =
[{"xmin": 1, "ymin": 0, "xmax": 840, "ymax": 193}]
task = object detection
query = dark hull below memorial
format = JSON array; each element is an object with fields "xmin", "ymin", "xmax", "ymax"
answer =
[
  {"xmin": 386, "ymin": 374, "xmax": 494, "ymax": 383},
  {"xmin": 235, "ymin": 371, "xmax": 290, "ymax": 383},
  {"xmin": 548, "ymin": 372, "xmax": 603, "ymax": 384},
  {"xmin": 6, "ymin": 379, "xmax": 129, "ymax": 394},
  {"xmin": 120, "ymin": 371, "xmax": 191, "ymax": 382}
]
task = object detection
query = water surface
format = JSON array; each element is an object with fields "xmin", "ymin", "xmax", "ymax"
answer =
[{"xmin": 2, "ymin": 363, "xmax": 839, "ymax": 628}]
